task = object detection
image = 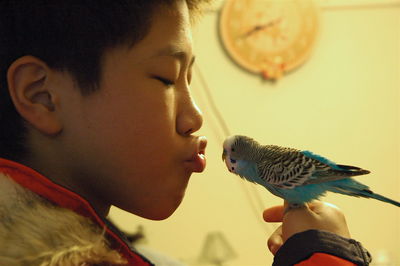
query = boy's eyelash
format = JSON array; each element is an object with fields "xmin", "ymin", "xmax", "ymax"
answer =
[{"xmin": 155, "ymin": 77, "xmax": 174, "ymax": 86}]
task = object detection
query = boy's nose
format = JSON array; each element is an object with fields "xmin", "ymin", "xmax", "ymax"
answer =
[{"xmin": 176, "ymin": 92, "xmax": 203, "ymax": 136}]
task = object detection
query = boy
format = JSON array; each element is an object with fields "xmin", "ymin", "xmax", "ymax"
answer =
[{"xmin": 0, "ymin": 0, "xmax": 370, "ymax": 265}]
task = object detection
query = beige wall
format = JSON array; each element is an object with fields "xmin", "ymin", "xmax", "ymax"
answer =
[{"xmin": 110, "ymin": 1, "xmax": 400, "ymax": 265}]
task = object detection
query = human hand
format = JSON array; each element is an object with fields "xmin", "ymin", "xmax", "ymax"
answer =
[{"xmin": 263, "ymin": 201, "xmax": 351, "ymax": 255}]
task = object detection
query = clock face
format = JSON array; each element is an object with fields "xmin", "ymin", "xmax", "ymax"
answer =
[{"xmin": 219, "ymin": 0, "xmax": 319, "ymax": 79}]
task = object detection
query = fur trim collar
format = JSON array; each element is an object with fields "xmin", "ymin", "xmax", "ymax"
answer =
[{"xmin": 0, "ymin": 172, "xmax": 128, "ymax": 265}]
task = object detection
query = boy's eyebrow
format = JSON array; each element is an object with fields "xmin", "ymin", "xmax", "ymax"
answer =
[{"xmin": 155, "ymin": 46, "xmax": 196, "ymax": 67}]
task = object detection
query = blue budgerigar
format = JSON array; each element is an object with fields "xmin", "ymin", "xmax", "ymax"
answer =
[{"xmin": 222, "ymin": 135, "xmax": 400, "ymax": 207}]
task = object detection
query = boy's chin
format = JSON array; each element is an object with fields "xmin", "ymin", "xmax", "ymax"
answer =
[
  {"xmin": 123, "ymin": 199, "xmax": 183, "ymax": 221},
  {"xmin": 141, "ymin": 211, "xmax": 176, "ymax": 221},
  {"xmin": 135, "ymin": 207, "xmax": 178, "ymax": 221}
]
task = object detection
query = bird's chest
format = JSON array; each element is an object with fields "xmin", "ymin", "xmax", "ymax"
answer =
[
  {"xmin": 274, "ymin": 184, "xmax": 327, "ymax": 203},
  {"xmin": 231, "ymin": 159, "xmax": 265, "ymax": 185}
]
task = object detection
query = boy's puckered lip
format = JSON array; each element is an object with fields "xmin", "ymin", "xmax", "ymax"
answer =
[{"xmin": 184, "ymin": 136, "xmax": 207, "ymax": 173}]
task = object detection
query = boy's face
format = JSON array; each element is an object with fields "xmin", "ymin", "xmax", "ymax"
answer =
[{"xmin": 53, "ymin": 0, "xmax": 206, "ymax": 219}]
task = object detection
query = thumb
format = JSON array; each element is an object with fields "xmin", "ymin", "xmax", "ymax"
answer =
[
  {"xmin": 263, "ymin": 200, "xmax": 300, "ymax": 222},
  {"xmin": 267, "ymin": 225, "xmax": 283, "ymax": 255},
  {"xmin": 263, "ymin": 205, "xmax": 284, "ymax": 222}
]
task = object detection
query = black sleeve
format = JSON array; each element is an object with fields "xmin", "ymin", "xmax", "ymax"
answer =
[{"xmin": 273, "ymin": 230, "xmax": 372, "ymax": 266}]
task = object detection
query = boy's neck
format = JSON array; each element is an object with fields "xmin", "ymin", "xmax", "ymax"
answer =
[
  {"xmin": 23, "ymin": 131, "xmax": 111, "ymax": 217},
  {"xmin": 25, "ymin": 157, "xmax": 111, "ymax": 217}
]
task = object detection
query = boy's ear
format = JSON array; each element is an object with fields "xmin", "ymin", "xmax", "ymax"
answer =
[{"xmin": 7, "ymin": 56, "xmax": 62, "ymax": 136}]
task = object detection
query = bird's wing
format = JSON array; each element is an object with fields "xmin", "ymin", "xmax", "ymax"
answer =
[
  {"xmin": 301, "ymin": 151, "xmax": 370, "ymax": 185},
  {"xmin": 257, "ymin": 151, "xmax": 320, "ymax": 189}
]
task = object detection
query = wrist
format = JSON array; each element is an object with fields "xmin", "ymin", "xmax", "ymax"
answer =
[{"xmin": 273, "ymin": 230, "xmax": 371, "ymax": 266}]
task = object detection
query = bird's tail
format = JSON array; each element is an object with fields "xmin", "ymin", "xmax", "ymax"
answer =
[
  {"xmin": 365, "ymin": 191, "xmax": 400, "ymax": 207},
  {"xmin": 336, "ymin": 164, "xmax": 370, "ymax": 176},
  {"xmin": 328, "ymin": 178, "xmax": 400, "ymax": 207}
]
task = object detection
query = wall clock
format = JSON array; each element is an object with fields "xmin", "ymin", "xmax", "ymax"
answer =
[{"xmin": 219, "ymin": 0, "xmax": 319, "ymax": 80}]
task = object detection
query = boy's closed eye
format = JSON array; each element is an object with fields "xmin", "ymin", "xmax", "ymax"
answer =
[
  {"xmin": 149, "ymin": 56, "xmax": 194, "ymax": 88},
  {"xmin": 154, "ymin": 76, "xmax": 175, "ymax": 87}
]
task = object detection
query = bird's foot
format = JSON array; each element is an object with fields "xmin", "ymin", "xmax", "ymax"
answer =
[{"xmin": 284, "ymin": 203, "xmax": 306, "ymax": 215}]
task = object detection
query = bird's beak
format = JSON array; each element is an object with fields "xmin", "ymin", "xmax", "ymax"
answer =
[{"xmin": 222, "ymin": 149, "xmax": 226, "ymax": 162}]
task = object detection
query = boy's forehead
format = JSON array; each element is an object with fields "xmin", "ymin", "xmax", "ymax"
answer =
[
  {"xmin": 97, "ymin": 0, "xmax": 193, "ymax": 68},
  {"xmin": 153, "ymin": 44, "xmax": 194, "ymax": 64},
  {"xmin": 128, "ymin": 2, "xmax": 193, "ymax": 64}
]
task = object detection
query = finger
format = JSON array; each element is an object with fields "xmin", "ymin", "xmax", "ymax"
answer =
[
  {"xmin": 283, "ymin": 200, "xmax": 290, "ymax": 215},
  {"xmin": 307, "ymin": 200, "xmax": 324, "ymax": 212},
  {"xmin": 283, "ymin": 200, "xmax": 289, "ymax": 210},
  {"xmin": 267, "ymin": 225, "xmax": 283, "ymax": 255},
  {"xmin": 263, "ymin": 205, "xmax": 284, "ymax": 222},
  {"xmin": 307, "ymin": 201, "xmax": 338, "ymax": 215}
]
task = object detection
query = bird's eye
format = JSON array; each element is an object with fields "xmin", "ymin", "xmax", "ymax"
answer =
[{"xmin": 230, "ymin": 159, "xmax": 236, "ymax": 164}]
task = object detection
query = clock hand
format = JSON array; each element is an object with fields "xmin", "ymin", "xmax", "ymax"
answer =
[
  {"xmin": 242, "ymin": 25, "xmax": 267, "ymax": 38},
  {"xmin": 241, "ymin": 18, "xmax": 282, "ymax": 39}
]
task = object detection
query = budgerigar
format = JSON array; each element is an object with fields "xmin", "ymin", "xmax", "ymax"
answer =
[{"xmin": 222, "ymin": 135, "xmax": 400, "ymax": 207}]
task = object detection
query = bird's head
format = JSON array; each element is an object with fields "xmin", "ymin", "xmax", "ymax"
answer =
[
  {"xmin": 222, "ymin": 136, "xmax": 237, "ymax": 173},
  {"xmin": 222, "ymin": 135, "xmax": 261, "ymax": 173}
]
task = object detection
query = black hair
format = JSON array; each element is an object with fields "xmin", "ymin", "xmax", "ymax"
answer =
[{"xmin": 0, "ymin": 0, "xmax": 209, "ymax": 161}]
